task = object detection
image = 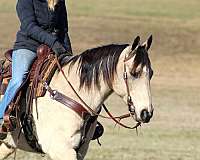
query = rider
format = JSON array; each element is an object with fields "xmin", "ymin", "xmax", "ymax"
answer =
[{"xmin": 0, "ymin": 0, "xmax": 72, "ymax": 138}]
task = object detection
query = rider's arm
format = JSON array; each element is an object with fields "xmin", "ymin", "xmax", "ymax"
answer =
[
  {"xmin": 62, "ymin": 1, "xmax": 72, "ymax": 54},
  {"xmin": 16, "ymin": 0, "xmax": 57, "ymax": 48}
]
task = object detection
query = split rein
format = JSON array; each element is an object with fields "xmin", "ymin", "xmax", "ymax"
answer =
[{"xmin": 41, "ymin": 55, "xmax": 141, "ymax": 130}]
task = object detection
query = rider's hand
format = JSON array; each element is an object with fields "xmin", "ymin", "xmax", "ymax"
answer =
[{"xmin": 52, "ymin": 41, "xmax": 67, "ymax": 56}]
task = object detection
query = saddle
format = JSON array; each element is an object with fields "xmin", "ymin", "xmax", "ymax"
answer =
[
  {"xmin": 0, "ymin": 45, "xmax": 57, "ymax": 97},
  {"xmin": 0, "ymin": 45, "xmax": 58, "ymax": 151}
]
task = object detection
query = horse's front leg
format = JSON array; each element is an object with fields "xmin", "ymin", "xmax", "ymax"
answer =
[
  {"xmin": 0, "ymin": 142, "xmax": 15, "ymax": 159},
  {"xmin": 47, "ymin": 132, "xmax": 82, "ymax": 160},
  {"xmin": 0, "ymin": 134, "xmax": 16, "ymax": 159},
  {"xmin": 49, "ymin": 147, "xmax": 78, "ymax": 160}
]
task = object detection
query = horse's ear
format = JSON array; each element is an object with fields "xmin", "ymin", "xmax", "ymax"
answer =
[
  {"xmin": 125, "ymin": 36, "xmax": 140, "ymax": 61},
  {"xmin": 132, "ymin": 36, "xmax": 140, "ymax": 50},
  {"xmin": 142, "ymin": 35, "xmax": 153, "ymax": 51}
]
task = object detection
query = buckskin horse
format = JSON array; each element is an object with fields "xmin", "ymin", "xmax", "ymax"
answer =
[{"xmin": 0, "ymin": 35, "xmax": 154, "ymax": 160}]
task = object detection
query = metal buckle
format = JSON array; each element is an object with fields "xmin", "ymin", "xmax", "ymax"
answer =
[
  {"xmin": 129, "ymin": 105, "xmax": 135, "ymax": 113},
  {"xmin": 42, "ymin": 81, "xmax": 49, "ymax": 90},
  {"xmin": 127, "ymin": 95, "xmax": 132, "ymax": 102},
  {"xmin": 123, "ymin": 71, "xmax": 128, "ymax": 79},
  {"xmin": 50, "ymin": 90, "xmax": 57, "ymax": 100},
  {"xmin": 127, "ymin": 96, "xmax": 135, "ymax": 114}
]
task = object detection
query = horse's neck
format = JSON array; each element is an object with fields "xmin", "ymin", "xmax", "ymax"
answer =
[
  {"xmin": 50, "ymin": 61, "xmax": 113, "ymax": 111},
  {"xmin": 50, "ymin": 46, "xmax": 130, "ymax": 111}
]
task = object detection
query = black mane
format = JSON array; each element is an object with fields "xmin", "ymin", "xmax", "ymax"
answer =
[{"xmin": 61, "ymin": 44, "xmax": 129, "ymax": 90}]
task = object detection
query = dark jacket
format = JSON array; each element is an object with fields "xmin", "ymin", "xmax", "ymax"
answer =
[{"xmin": 13, "ymin": 0, "xmax": 72, "ymax": 53}]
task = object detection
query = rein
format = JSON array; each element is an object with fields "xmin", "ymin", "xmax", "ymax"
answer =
[{"xmin": 42, "ymin": 55, "xmax": 141, "ymax": 129}]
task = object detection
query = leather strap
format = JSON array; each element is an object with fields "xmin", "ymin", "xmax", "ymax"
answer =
[
  {"xmin": 102, "ymin": 104, "xmax": 140, "ymax": 129},
  {"xmin": 37, "ymin": 76, "xmax": 90, "ymax": 118},
  {"xmin": 51, "ymin": 90, "xmax": 89, "ymax": 118}
]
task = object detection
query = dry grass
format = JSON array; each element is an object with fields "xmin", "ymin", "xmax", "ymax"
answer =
[{"xmin": 1, "ymin": 0, "xmax": 200, "ymax": 160}]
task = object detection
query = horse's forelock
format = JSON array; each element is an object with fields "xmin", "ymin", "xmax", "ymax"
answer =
[{"xmin": 131, "ymin": 46, "xmax": 151, "ymax": 75}]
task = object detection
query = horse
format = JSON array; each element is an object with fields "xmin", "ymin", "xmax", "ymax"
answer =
[{"xmin": 0, "ymin": 35, "xmax": 154, "ymax": 160}]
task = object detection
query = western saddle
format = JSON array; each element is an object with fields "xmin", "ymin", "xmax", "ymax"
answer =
[
  {"xmin": 0, "ymin": 45, "xmax": 58, "ymax": 133},
  {"xmin": 1, "ymin": 45, "xmax": 57, "ymax": 97}
]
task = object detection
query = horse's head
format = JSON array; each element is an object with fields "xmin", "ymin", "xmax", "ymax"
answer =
[
  {"xmin": 61, "ymin": 36, "xmax": 154, "ymax": 124},
  {"xmin": 113, "ymin": 36, "xmax": 154, "ymax": 123}
]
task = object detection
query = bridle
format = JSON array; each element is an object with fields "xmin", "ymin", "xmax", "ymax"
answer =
[
  {"xmin": 43, "ymin": 53, "xmax": 141, "ymax": 130},
  {"xmin": 123, "ymin": 55, "xmax": 136, "ymax": 115},
  {"xmin": 101, "ymin": 55, "xmax": 141, "ymax": 129}
]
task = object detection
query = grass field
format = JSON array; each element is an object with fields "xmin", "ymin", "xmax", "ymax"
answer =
[{"xmin": 1, "ymin": 0, "xmax": 200, "ymax": 160}]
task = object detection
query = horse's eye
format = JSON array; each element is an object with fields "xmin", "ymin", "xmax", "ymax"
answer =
[{"xmin": 131, "ymin": 71, "xmax": 140, "ymax": 78}]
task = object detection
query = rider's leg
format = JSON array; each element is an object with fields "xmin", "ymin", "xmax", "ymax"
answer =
[{"xmin": 0, "ymin": 49, "xmax": 36, "ymax": 123}]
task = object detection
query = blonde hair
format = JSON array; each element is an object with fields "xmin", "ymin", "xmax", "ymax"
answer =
[{"xmin": 48, "ymin": 0, "xmax": 59, "ymax": 10}]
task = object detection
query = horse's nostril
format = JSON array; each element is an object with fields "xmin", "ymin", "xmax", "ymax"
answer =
[{"xmin": 140, "ymin": 109, "xmax": 151, "ymax": 123}]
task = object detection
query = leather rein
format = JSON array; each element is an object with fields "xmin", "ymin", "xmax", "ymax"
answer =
[{"xmin": 40, "ymin": 55, "xmax": 141, "ymax": 130}]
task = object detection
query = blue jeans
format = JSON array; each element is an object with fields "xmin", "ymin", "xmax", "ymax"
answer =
[{"xmin": 0, "ymin": 49, "xmax": 36, "ymax": 118}]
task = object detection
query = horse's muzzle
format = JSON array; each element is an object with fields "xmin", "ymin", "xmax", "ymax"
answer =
[{"xmin": 140, "ymin": 109, "xmax": 153, "ymax": 123}]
